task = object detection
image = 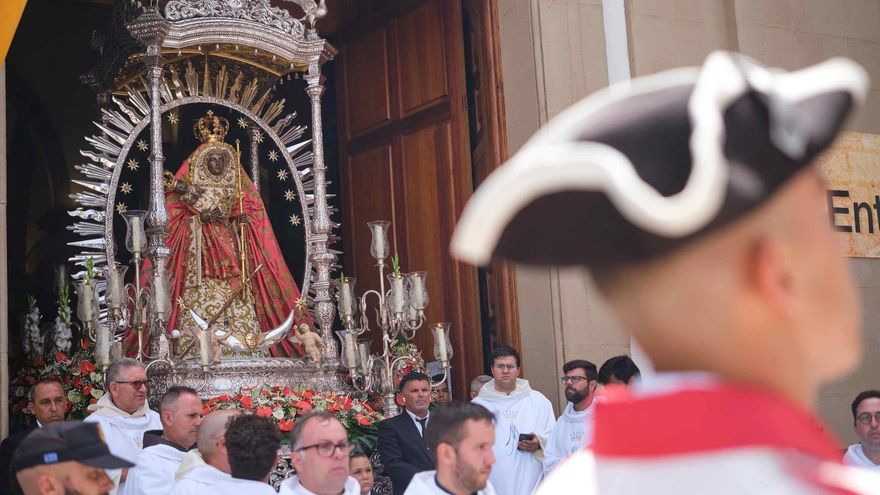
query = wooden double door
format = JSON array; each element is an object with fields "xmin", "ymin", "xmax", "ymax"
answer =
[{"xmin": 334, "ymin": 0, "xmax": 518, "ymax": 397}]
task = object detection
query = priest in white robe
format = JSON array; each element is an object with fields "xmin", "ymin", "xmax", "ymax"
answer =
[
  {"xmin": 472, "ymin": 346, "xmax": 555, "ymax": 495},
  {"xmin": 170, "ymin": 409, "xmax": 240, "ymax": 495},
  {"xmin": 84, "ymin": 358, "xmax": 162, "ymax": 494},
  {"xmin": 543, "ymin": 360, "xmax": 600, "ymax": 475},
  {"xmin": 121, "ymin": 386, "xmax": 203, "ymax": 495}
]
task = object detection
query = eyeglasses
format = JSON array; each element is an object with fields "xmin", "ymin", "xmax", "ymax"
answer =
[
  {"xmin": 296, "ymin": 441, "xmax": 354, "ymax": 457},
  {"xmin": 560, "ymin": 376, "xmax": 590, "ymax": 384},
  {"xmin": 857, "ymin": 412, "xmax": 880, "ymax": 425},
  {"xmin": 115, "ymin": 380, "xmax": 149, "ymax": 389},
  {"xmin": 493, "ymin": 364, "xmax": 518, "ymax": 371}
]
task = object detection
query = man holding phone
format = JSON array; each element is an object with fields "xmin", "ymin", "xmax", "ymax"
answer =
[{"xmin": 473, "ymin": 346, "xmax": 555, "ymax": 495}]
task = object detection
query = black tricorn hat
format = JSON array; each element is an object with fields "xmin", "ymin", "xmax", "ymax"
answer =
[
  {"xmin": 11, "ymin": 421, "xmax": 134, "ymax": 472},
  {"xmin": 451, "ymin": 52, "xmax": 869, "ymax": 267}
]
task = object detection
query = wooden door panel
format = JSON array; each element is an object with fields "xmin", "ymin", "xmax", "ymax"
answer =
[
  {"xmin": 398, "ymin": 123, "xmax": 453, "ymax": 354},
  {"xmin": 343, "ymin": 29, "xmax": 392, "ymax": 137},
  {"xmin": 343, "ymin": 145, "xmax": 397, "ymax": 309},
  {"xmin": 395, "ymin": 1, "xmax": 450, "ymax": 116}
]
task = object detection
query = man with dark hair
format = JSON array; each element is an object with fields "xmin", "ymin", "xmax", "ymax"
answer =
[
  {"xmin": 431, "ymin": 375, "xmax": 450, "ymax": 405},
  {"xmin": 451, "ymin": 51, "xmax": 879, "ymax": 492},
  {"xmin": 405, "ymin": 402, "xmax": 497, "ymax": 495},
  {"xmin": 224, "ymin": 414, "xmax": 280, "ymax": 490},
  {"xmin": 844, "ymin": 390, "xmax": 880, "ymax": 469},
  {"xmin": 0, "ymin": 377, "xmax": 67, "ymax": 494},
  {"xmin": 378, "ymin": 371, "xmax": 436, "ymax": 495},
  {"xmin": 279, "ymin": 411, "xmax": 360, "ymax": 495},
  {"xmin": 544, "ymin": 360, "xmax": 599, "ymax": 474},
  {"xmin": 170, "ymin": 409, "xmax": 239, "ymax": 495},
  {"xmin": 12, "ymin": 421, "xmax": 132, "ymax": 495},
  {"xmin": 597, "ymin": 355, "xmax": 640, "ymax": 386},
  {"xmin": 472, "ymin": 346, "xmax": 554, "ymax": 495},
  {"xmin": 121, "ymin": 386, "xmax": 202, "ymax": 494},
  {"xmin": 84, "ymin": 358, "xmax": 161, "ymax": 493}
]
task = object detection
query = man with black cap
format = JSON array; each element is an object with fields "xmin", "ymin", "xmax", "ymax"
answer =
[
  {"xmin": 12, "ymin": 421, "xmax": 133, "ymax": 495},
  {"xmin": 452, "ymin": 52, "xmax": 880, "ymax": 492}
]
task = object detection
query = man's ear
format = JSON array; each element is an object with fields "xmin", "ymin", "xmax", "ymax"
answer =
[
  {"xmin": 26, "ymin": 402, "xmax": 35, "ymax": 416},
  {"xmin": 435, "ymin": 442, "xmax": 453, "ymax": 466},
  {"xmin": 749, "ymin": 238, "xmax": 797, "ymax": 315},
  {"xmin": 162, "ymin": 409, "xmax": 173, "ymax": 426},
  {"xmin": 37, "ymin": 473, "xmax": 63, "ymax": 495}
]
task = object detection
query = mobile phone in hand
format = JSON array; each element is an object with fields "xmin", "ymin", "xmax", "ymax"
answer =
[{"xmin": 517, "ymin": 433, "xmax": 534, "ymax": 451}]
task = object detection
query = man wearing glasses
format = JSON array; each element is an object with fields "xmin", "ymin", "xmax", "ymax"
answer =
[
  {"xmin": 280, "ymin": 411, "xmax": 361, "ymax": 495},
  {"xmin": 543, "ymin": 360, "xmax": 599, "ymax": 475},
  {"xmin": 85, "ymin": 358, "xmax": 162, "ymax": 494},
  {"xmin": 472, "ymin": 346, "xmax": 555, "ymax": 495},
  {"xmin": 844, "ymin": 390, "xmax": 880, "ymax": 470}
]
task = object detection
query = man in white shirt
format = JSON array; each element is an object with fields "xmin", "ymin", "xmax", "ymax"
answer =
[
  {"xmin": 844, "ymin": 390, "xmax": 880, "ymax": 470},
  {"xmin": 218, "ymin": 414, "xmax": 280, "ymax": 494},
  {"xmin": 405, "ymin": 402, "xmax": 497, "ymax": 495},
  {"xmin": 121, "ymin": 386, "xmax": 203, "ymax": 495},
  {"xmin": 543, "ymin": 360, "xmax": 598, "ymax": 475},
  {"xmin": 279, "ymin": 411, "xmax": 361, "ymax": 495},
  {"xmin": 84, "ymin": 358, "xmax": 162, "ymax": 494},
  {"xmin": 170, "ymin": 409, "xmax": 239, "ymax": 495},
  {"xmin": 472, "ymin": 346, "xmax": 555, "ymax": 495},
  {"xmin": 469, "ymin": 375, "xmax": 491, "ymax": 400}
]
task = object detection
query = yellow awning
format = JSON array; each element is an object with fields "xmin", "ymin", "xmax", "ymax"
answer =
[{"xmin": 0, "ymin": 0, "xmax": 27, "ymax": 63}]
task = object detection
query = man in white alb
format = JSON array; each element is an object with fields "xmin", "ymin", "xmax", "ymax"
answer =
[
  {"xmin": 543, "ymin": 360, "xmax": 599, "ymax": 475},
  {"xmin": 121, "ymin": 386, "xmax": 203, "ymax": 495},
  {"xmin": 472, "ymin": 346, "xmax": 555, "ymax": 495},
  {"xmin": 279, "ymin": 411, "xmax": 361, "ymax": 495},
  {"xmin": 84, "ymin": 358, "xmax": 162, "ymax": 494}
]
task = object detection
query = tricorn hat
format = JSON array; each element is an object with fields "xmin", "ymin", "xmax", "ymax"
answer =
[{"xmin": 451, "ymin": 52, "xmax": 868, "ymax": 267}]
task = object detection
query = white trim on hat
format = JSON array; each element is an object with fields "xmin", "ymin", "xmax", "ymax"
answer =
[{"xmin": 451, "ymin": 52, "xmax": 869, "ymax": 265}]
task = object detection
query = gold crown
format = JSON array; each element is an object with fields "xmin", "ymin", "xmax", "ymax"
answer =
[{"xmin": 193, "ymin": 110, "xmax": 229, "ymax": 143}]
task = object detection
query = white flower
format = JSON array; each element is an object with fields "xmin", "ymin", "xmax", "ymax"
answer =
[
  {"xmin": 53, "ymin": 315, "xmax": 72, "ymax": 353},
  {"xmin": 24, "ymin": 303, "xmax": 43, "ymax": 356}
]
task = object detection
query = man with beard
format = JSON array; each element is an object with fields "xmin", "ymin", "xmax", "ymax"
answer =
[
  {"xmin": 85, "ymin": 358, "xmax": 162, "ymax": 494},
  {"xmin": 1, "ymin": 378, "xmax": 68, "ymax": 493},
  {"xmin": 844, "ymin": 390, "xmax": 880, "ymax": 470},
  {"xmin": 405, "ymin": 402, "xmax": 497, "ymax": 495},
  {"xmin": 543, "ymin": 360, "xmax": 599, "ymax": 475},
  {"xmin": 378, "ymin": 372, "xmax": 435, "ymax": 495},
  {"xmin": 121, "ymin": 387, "xmax": 203, "ymax": 495},
  {"xmin": 12, "ymin": 421, "xmax": 132, "ymax": 495}
]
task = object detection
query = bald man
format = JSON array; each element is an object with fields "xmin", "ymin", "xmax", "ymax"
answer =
[
  {"xmin": 12, "ymin": 422, "xmax": 132, "ymax": 495},
  {"xmin": 121, "ymin": 386, "xmax": 203, "ymax": 495},
  {"xmin": 170, "ymin": 409, "xmax": 239, "ymax": 495}
]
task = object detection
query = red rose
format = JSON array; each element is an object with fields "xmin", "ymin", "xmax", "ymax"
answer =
[
  {"xmin": 217, "ymin": 394, "xmax": 232, "ymax": 402},
  {"xmin": 83, "ymin": 385, "xmax": 92, "ymax": 396},
  {"xmin": 295, "ymin": 400, "xmax": 313, "ymax": 411},
  {"xmin": 81, "ymin": 338, "xmax": 90, "ymax": 350},
  {"xmin": 240, "ymin": 395, "xmax": 254, "ymax": 410},
  {"xmin": 340, "ymin": 397, "xmax": 354, "ymax": 410},
  {"xmin": 328, "ymin": 402, "xmax": 342, "ymax": 412},
  {"xmin": 72, "ymin": 376, "xmax": 83, "ymax": 389},
  {"xmin": 256, "ymin": 406, "xmax": 273, "ymax": 418},
  {"xmin": 80, "ymin": 360, "xmax": 96, "ymax": 374},
  {"xmin": 55, "ymin": 351, "xmax": 69, "ymax": 363},
  {"xmin": 356, "ymin": 414, "xmax": 372, "ymax": 426},
  {"xmin": 279, "ymin": 419, "xmax": 294, "ymax": 431},
  {"xmin": 282, "ymin": 387, "xmax": 293, "ymax": 396},
  {"xmin": 301, "ymin": 390, "xmax": 315, "ymax": 399}
]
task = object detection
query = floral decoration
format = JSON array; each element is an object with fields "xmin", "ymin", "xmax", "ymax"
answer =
[{"xmin": 203, "ymin": 386, "xmax": 383, "ymax": 451}]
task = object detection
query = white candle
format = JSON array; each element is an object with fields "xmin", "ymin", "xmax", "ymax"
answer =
[
  {"xmin": 358, "ymin": 342, "xmax": 370, "ymax": 375},
  {"xmin": 80, "ymin": 282, "xmax": 94, "ymax": 321},
  {"xmin": 410, "ymin": 276, "xmax": 425, "ymax": 308},
  {"xmin": 131, "ymin": 217, "xmax": 142, "ymax": 253},
  {"xmin": 391, "ymin": 277, "xmax": 405, "ymax": 313},
  {"xmin": 436, "ymin": 325, "xmax": 448, "ymax": 363},
  {"xmin": 97, "ymin": 325, "xmax": 110, "ymax": 367},
  {"xmin": 199, "ymin": 330, "xmax": 212, "ymax": 366},
  {"xmin": 107, "ymin": 267, "xmax": 121, "ymax": 310},
  {"xmin": 152, "ymin": 273, "xmax": 169, "ymax": 314},
  {"xmin": 111, "ymin": 340, "xmax": 123, "ymax": 361},
  {"xmin": 345, "ymin": 332, "xmax": 357, "ymax": 369},
  {"xmin": 340, "ymin": 280, "xmax": 353, "ymax": 317},
  {"xmin": 371, "ymin": 226, "xmax": 386, "ymax": 259}
]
